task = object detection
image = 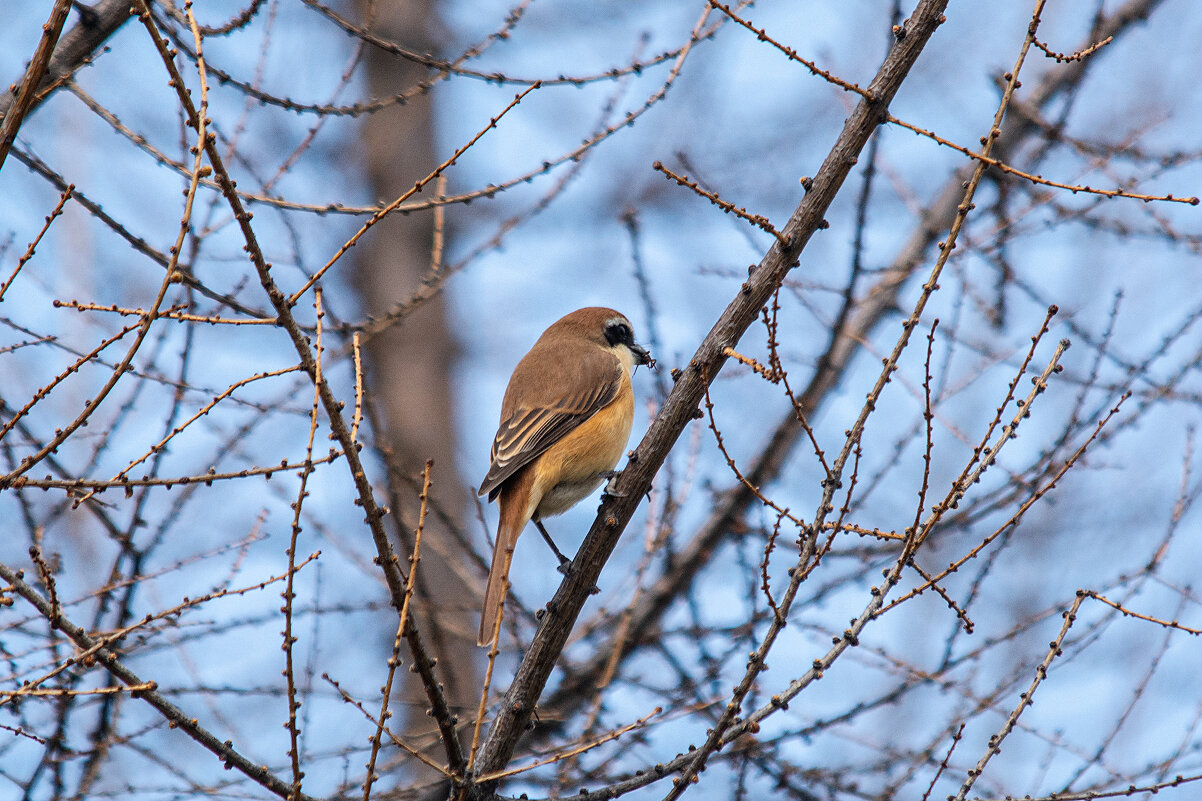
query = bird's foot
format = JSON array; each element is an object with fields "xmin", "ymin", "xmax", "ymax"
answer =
[
  {"xmin": 557, "ymin": 559, "xmax": 600, "ymax": 595},
  {"xmin": 600, "ymin": 469, "xmax": 626, "ymax": 498}
]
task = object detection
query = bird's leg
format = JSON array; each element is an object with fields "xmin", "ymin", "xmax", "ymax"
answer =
[
  {"xmin": 533, "ymin": 517, "xmax": 572, "ymax": 570},
  {"xmin": 533, "ymin": 517, "xmax": 600, "ymax": 595}
]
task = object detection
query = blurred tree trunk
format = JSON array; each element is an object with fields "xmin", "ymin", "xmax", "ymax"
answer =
[{"xmin": 351, "ymin": 0, "xmax": 479, "ymax": 758}]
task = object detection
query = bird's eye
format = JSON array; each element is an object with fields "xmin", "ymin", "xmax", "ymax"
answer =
[{"xmin": 605, "ymin": 321, "xmax": 632, "ymax": 347}]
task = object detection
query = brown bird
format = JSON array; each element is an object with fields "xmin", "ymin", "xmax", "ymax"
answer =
[{"xmin": 477, "ymin": 307, "xmax": 652, "ymax": 647}]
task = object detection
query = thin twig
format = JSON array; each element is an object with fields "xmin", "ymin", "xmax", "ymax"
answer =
[
  {"xmin": 0, "ymin": 185, "xmax": 72, "ymax": 301},
  {"xmin": 654, "ymin": 161, "xmax": 786, "ymax": 244},
  {"xmin": 0, "ymin": 0, "xmax": 72, "ymax": 172},
  {"xmin": 282, "ymin": 285, "xmax": 325, "ymax": 800},
  {"xmin": 129, "ymin": 0, "xmax": 467, "ymax": 771},
  {"xmin": 363, "ymin": 461, "xmax": 435, "ymax": 798},
  {"xmin": 0, "ymin": 559, "xmax": 322, "ymax": 801},
  {"xmin": 949, "ymin": 592, "xmax": 1085, "ymax": 801},
  {"xmin": 287, "ymin": 81, "xmax": 542, "ymax": 306},
  {"xmin": 886, "ymin": 112, "xmax": 1198, "ymax": 205}
]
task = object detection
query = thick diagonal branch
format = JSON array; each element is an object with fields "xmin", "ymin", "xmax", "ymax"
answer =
[
  {"xmin": 468, "ymin": 0, "xmax": 953, "ymax": 789},
  {"xmin": 541, "ymin": 0, "xmax": 1166, "ymax": 718}
]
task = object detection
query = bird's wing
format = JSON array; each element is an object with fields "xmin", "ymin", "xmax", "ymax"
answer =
[{"xmin": 478, "ymin": 345, "xmax": 621, "ymax": 499}]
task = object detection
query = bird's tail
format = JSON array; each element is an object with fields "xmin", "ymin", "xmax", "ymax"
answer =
[
  {"xmin": 478, "ymin": 523, "xmax": 517, "ymax": 647},
  {"xmin": 478, "ymin": 469, "xmax": 535, "ymax": 647}
]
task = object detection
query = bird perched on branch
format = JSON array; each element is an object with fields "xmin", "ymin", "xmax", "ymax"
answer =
[{"xmin": 477, "ymin": 307, "xmax": 653, "ymax": 647}]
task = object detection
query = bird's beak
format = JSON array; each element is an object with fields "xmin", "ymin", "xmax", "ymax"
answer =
[{"xmin": 630, "ymin": 342, "xmax": 654, "ymax": 368}]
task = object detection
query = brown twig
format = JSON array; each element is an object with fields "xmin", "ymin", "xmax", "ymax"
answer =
[
  {"xmin": 701, "ymin": 371, "xmax": 804, "ymax": 529},
  {"xmin": 707, "ymin": 0, "xmax": 873, "ymax": 99},
  {"xmin": 886, "ymin": 112, "xmax": 1199, "ymax": 205},
  {"xmin": 350, "ymin": 332, "xmax": 364, "ymax": 444},
  {"xmin": 281, "ymin": 284, "xmax": 325, "ymax": 799},
  {"xmin": 0, "ymin": 185, "xmax": 72, "ymax": 301},
  {"xmin": 7, "ymin": 455, "xmax": 342, "ymax": 495},
  {"xmin": 129, "ymin": 0, "xmax": 466, "ymax": 773},
  {"xmin": 0, "ymin": 0, "xmax": 72, "ymax": 173},
  {"xmin": 52, "ymin": 299, "xmax": 277, "ymax": 325},
  {"xmin": 950, "ymin": 591, "xmax": 1085, "ymax": 800},
  {"xmin": 322, "ymin": 672, "xmax": 449, "ymax": 777},
  {"xmin": 28, "ymin": 545, "xmax": 60, "ymax": 626},
  {"xmin": 4, "ymin": 682, "xmax": 157, "ymax": 699},
  {"xmin": 287, "ymin": 81, "xmax": 542, "ymax": 306},
  {"xmin": 0, "ymin": 559, "xmax": 323, "ymax": 801},
  {"xmin": 654, "ymin": 161, "xmax": 787, "ymax": 244},
  {"xmin": 915, "ymin": 333, "xmax": 1071, "ymax": 550},
  {"xmin": 722, "ymin": 346, "xmax": 777, "ymax": 382},
  {"xmin": 363, "ymin": 461, "xmax": 434, "ymax": 797},
  {"xmin": 920, "ymin": 724, "xmax": 965, "ymax": 801},
  {"xmin": 1080, "ymin": 590, "xmax": 1202, "ymax": 635},
  {"xmin": 1032, "ymin": 33, "xmax": 1113, "ymax": 63},
  {"xmin": 475, "ymin": 706, "xmax": 662, "ymax": 783},
  {"xmin": 0, "ymin": 319, "xmax": 146, "ymax": 460},
  {"xmin": 879, "ymin": 391, "xmax": 1130, "ymax": 616},
  {"xmin": 0, "ymin": 0, "xmax": 209, "ymax": 488},
  {"xmin": 91, "ymin": 365, "xmax": 304, "ymax": 494}
]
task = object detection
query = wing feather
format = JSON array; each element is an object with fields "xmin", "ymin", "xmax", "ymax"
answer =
[{"xmin": 479, "ymin": 343, "xmax": 621, "ymax": 499}]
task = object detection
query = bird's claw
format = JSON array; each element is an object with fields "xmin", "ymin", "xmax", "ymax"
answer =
[
  {"xmin": 558, "ymin": 559, "xmax": 600, "ymax": 595},
  {"xmin": 600, "ymin": 469, "xmax": 626, "ymax": 497}
]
